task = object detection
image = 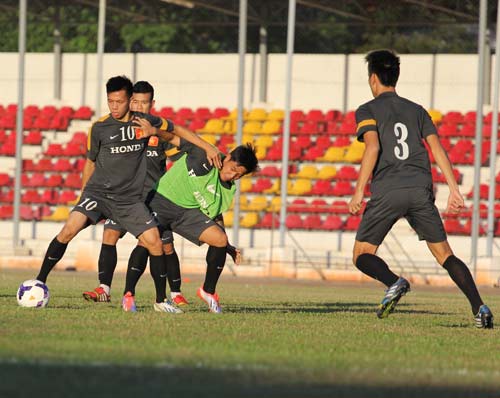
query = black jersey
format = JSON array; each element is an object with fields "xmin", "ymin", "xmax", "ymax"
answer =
[
  {"xmin": 144, "ymin": 135, "xmax": 174, "ymax": 195},
  {"xmin": 355, "ymin": 92, "xmax": 437, "ymax": 196},
  {"xmin": 85, "ymin": 112, "xmax": 173, "ymax": 202}
]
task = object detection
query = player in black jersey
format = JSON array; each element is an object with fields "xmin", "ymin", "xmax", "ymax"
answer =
[
  {"xmin": 32, "ymin": 76, "xmax": 220, "ymax": 313},
  {"xmin": 82, "ymin": 81, "xmax": 188, "ymax": 307},
  {"xmin": 349, "ymin": 50, "xmax": 493, "ymax": 328}
]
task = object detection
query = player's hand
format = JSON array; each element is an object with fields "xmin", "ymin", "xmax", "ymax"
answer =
[
  {"xmin": 132, "ymin": 117, "xmax": 156, "ymax": 138},
  {"xmin": 446, "ymin": 189, "xmax": 464, "ymax": 214},
  {"xmin": 205, "ymin": 146, "xmax": 223, "ymax": 169},
  {"xmin": 348, "ymin": 191, "xmax": 364, "ymax": 215},
  {"xmin": 226, "ymin": 245, "xmax": 241, "ymax": 265}
]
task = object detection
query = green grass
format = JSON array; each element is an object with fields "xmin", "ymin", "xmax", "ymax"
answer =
[{"xmin": 0, "ymin": 268, "xmax": 499, "ymax": 398}]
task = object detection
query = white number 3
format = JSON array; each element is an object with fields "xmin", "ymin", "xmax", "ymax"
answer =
[{"xmin": 394, "ymin": 122, "xmax": 409, "ymax": 160}]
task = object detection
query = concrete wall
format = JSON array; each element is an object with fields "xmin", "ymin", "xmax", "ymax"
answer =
[{"xmin": 0, "ymin": 52, "xmax": 488, "ymax": 115}]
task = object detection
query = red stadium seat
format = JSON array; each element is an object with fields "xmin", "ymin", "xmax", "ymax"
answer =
[
  {"xmin": 290, "ymin": 110, "xmax": 305, "ymax": 122},
  {"xmin": 443, "ymin": 219, "xmax": 464, "ymax": 235},
  {"xmin": 176, "ymin": 107, "xmax": 194, "ymax": 120},
  {"xmin": 0, "ymin": 205, "xmax": 13, "ymax": 219},
  {"xmin": 0, "ymin": 173, "xmax": 11, "ymax": 186},
  {"xmin": 310, "ymin": 180, "xmax": 332, "ymax": 196},
  {"xmin": 251, "ymin": 178, "xmax": 273, "ymax": 193},
  {"xmin": 44, "ymin": 143, "xmax": 64, "ymax": 157},
  {"xmin": 58, "ymin": 190, "xmax": 78, "ymax": 203},
  {"xmin": 64, "ymin": 173, "xmax": 82, "ymax": 189},
  {"xmin": 305, "ymin": 109, "xmax": 325, "ymax": 123},
  {"xmin": 213, "ymin": 107, "xmax": 229, "ymax": 118},
  {"xmin": 24, "ymin": 130, "xmax": 43, "ymax": 145},
  {"xmin": 331, "ymin": 181, "xmax": 354, "ymax": 196},
  {"xmin": 22, "ymin": 189, "xmax": 42, "ymax": 203},
  {"xmin": 344, "ymin": 215, "xmax": 362, "ymax": 231},
  {"xmin": 73, "ymin": 106, "xmax": 93, "ymax": 120},
  {"xmin": 303, "ymin": 214, "xmax": 322, "ymax": 230},
  {"xmin": 46, "ymin": 175, "xmax": 63, "ymax": 187},
  {"xmin": 288, "ymin": 198, "xmax": 309, "ymax": 213},
  {"xmin": 320, "ymin": 215, "xmax": 344, "ymax": 231},
  {"xmin": 310, "ymin": 199, "xmax": 328, "ymax": 213},
  {"xmin": 53, "ymin": 158, "xmax": 73, "ymax": 172},
  {"xmin": 285, "ymin": 214, "xmax": 303, "ymax": 229},
  {"xmin": 302, "ymin": 146, "xmax": 325, "ymax": 161},
  {"xmin": 336, "ymin": 166, "xmax": 359, "ymax": 180},
  {"xmin": 64, "ymin": 143, "xmax": 86, "ymax": 157},
  {"xmin": 330, "ymin": 200, "xmax": 349, "ymax": 214},
  {"xmin": 258, "ymin": 165, "xmax": 281, "ymax": 178},
  {"xmin": 35, "ymin": 158, "xmax": 53, "ymax": 172},
  {"xmin": 194, "ymin": 107, "xmax": 212, "ymax": 120},
  {"xmin": 325, "ymin": 109, "xmax": 343, "ymax": 122},
  {"xmin": 26, "ymin": 173, "xmax": 46, "ymax": 187},
  {"xmin": 257, "ymin": 213, "xmax": 280, "ymax": 228}
]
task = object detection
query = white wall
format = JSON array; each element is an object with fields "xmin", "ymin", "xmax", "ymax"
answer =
[{"xmin": 0, "ymin": 52, "xmax": 489, "ymax": 114}]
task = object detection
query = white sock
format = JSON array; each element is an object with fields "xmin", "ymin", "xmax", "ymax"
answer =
[
  {"xmin": 100, "ymin": 284, "xmax": 110, "ymax": 295},
  {"xmin": 171, "ymin": 291, "xmax": 181, "ymax": 298}
]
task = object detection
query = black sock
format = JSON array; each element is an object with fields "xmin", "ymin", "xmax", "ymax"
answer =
[
  {"xmin": 98, "ymin": 244, "xmax": 117, "ymax": 287},
  {"xmin": 149, "ymin": 254, "xmax": 167, "ymax": 303},
  {"xmin": 443, "ymin": 255, "xmax": 483, "ymax": 315},
  {"xmin": 124, "ymin": 246, "xmax": 149, "ymax": 295},
  {"xmin": 165, "ymin": 252, "xmax": 182, "ymax": 293},
  {"xmin": 203, "ymin": 246, "xmax": 226, "ymax": 294},
  {"xmin": 36, "ymin": 237, "xmax": 68, "ymax": 283},
  {"xmin": 355, "ymin": 253, "xmax": 399, "ymax": 287}
]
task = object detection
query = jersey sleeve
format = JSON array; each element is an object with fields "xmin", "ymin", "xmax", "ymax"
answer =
[
  {"xmin": 86, "ymin": 124, "xmax": 100, "ymax": 161},
  {"xmin": 420, "ymin": 107, "xmax": 438, "ymax": 138},
  {"xmin": 355, "ymin": 103, "xmax": 377, "ymax": 142},
  {"xmin": 177, "ymin": 138, "xmax": 213, "ymax": 176},
  {"xmin": 140, "ymin": 113, "xmax": 174, "ymax": 132}
]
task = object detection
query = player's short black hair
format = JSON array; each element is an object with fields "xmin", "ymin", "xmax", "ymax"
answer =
[
  {"xmin": 133, "ymin": 81, "xmax": 154, "ymax": 101},
  {"xmin": 106, "ymin": 75, "xmax": 133, "ymax": 97},
  {"xmin": 230, "ymin": 143, "xmax": 259, "ymax": 174},
  {"xmin": 365, "ymin": 50, "xmax": 400, "ymax": 87}
]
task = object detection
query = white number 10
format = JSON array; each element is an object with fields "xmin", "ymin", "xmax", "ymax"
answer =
[{"xmin": 394, "ymin": 122, "xmax": 409, "ymax": 160}]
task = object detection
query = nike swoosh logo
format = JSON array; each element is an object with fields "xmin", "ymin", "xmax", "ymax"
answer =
[
  {"xmin": 146, "ymin": 219, "xmax": 154, "ymax": 225},
  {"xmin": 172, "ymin": 278, "xmax": 181, "ymax": 282},
  {"xmin": 205, "ymin": 220, "xmax": 211, "ymax": 224},
  {"xmin": 110, "ymin": 135, "xmax": 119, "ymax": 139},
  {"xmin": 160, "ymin": 274, "xmax": 168, "ymax": 278},
  {"xmin": 48, "ymin": 257, "xmax": 59, "ymax": 261},
  {"xmin": 202, "ymin": 163, "xmax": 209, "ymax": 170},
  {"xmin": 131, "ymin": 267, "xmax": 141, "ymax": 272}
]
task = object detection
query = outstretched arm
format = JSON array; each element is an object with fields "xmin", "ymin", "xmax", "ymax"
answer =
[
  {"xmin": 133, "ymin": 118, "xmax": 222, "ymax": 169},
  {"xmin": 426, "ymin": 134, "xmax": 464, "ymax": 213},
  {"xmin": 348, "ymin": 131, "xmax": 379, "ymax": 215}
]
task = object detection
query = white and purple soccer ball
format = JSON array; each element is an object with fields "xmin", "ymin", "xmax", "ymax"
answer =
[{"xmin": 17, "ymin": 280, "xmax": 50, "ymax": 308}]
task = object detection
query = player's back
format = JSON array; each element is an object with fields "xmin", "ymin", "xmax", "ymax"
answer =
[{"xmin": 355, "ymin": 92, "xmax": 436, "ymax": 196}]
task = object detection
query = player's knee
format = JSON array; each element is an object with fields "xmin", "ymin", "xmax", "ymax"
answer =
[
  {"xmin": 212, "ymin": 233, "xmax": 228, "ymax": 248},
  {"xmin": 103, "ymin": 229, "xmax": 121, "ymax": 245},
  {"xmin": 163, "ymin": 243, "xmax": 174, "ymax": 255},
  {"xmin": 57, "ymin": 224, "xmax": 79, "ymax": 243}
]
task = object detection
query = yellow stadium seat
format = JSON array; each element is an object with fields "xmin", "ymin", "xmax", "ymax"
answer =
[
  {"xmin": 292, "ymin": 165, "xmax": 319, "ymax": 179},
  {"xmin": 240, "ymin": 212, "xmax": 259, "ymax": 228},
  {"xmin": 242, "ymin": 133, "xmax": 254, "ymax": 144},
  {"xmin": 263, "ymin": 179, "xmax": 280, "ymax": 194},
  {"xmin": 247, "ymin": 108, "xmax": 268, "ymax": 121},
  {"xmin": 267, "ymin": 109, "xmax": 284, "ymax": 121},
  {"xmin": 288, "ymin": 179, "xmax": 312, "ymax": 196},
  {"xmin": 261, "ymin": 120, "xmax": 281, "ymax": 135},
  {"xmin": 231, "ymin": 194, "xmax": 248, "ymax": 210},
  {"xmin": 226, "ymin": 108, "xmax": 249, "ymax": 120},
  {"xmin": 223, "ymin": 211, "xmax": 234, "ymax": 227},
  {"xmin": 268, "ymin": 196, "xmax": 281, "ymax": 211},
  {"xmin": 243, "ymin": 121, "xmax": 262, "ymax": 134},
  {"xmin": 255, "ymin": 135, "xmax": 274, "ymax": 149},
  {"xmin": 247, "ymin": 195, "xmax": 268, "ymax": 211},
  {"xmin": 42, "ymin": 206, "xmax": 70, "ymax": 221},
  {"xmin": 319, "ymin": 147, "xmax": 345, "ymax": 162},
  {"xmin": 223, "ymin": 120, "xmax": 236, "ymax": 134},
  {"xmin": 256, "ymin": 146, "xmax": 267, "ymax": 160},
  {"xmin": 428, "ymin": 109, "xmax": 442, "ymax": 124},
  {"xmin": 317, "ymin": 165, "xmax": 337, "ymax": 180},
  {"xmin": 200, "ymin": 134, "xmax": 217, "ymax": 146},
  {"xmin": 199, "ymin": 118, "xmax": 224, "ymax": 133},
  {"xmin": 344, "ymin": 141, "xmax": 365, "ymax": 163},
  {"xmin": 240, "ymin": 177, "xmax": 253, "ymax": 192}
]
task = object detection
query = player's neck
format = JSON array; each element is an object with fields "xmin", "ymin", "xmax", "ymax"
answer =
[
  {"xmin": 374, "ymin": 86, "xmax": 396, "ymax": 97},
  {"xmin": 114, "ymin": 110, "xmax": 132, "ymax": 122}
]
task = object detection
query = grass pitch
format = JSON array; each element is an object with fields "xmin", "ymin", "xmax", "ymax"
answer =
[{"xmin": 0, "ymin": 268, "xmax": 499, "ymax": 398}]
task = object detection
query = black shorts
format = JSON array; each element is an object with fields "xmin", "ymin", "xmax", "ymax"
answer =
[
  {"xmin": 103, "ymin": 216, "xmax": 174, "ymax": 243},
  {"xmin": 72, "ymin": 190, "xmax": 158, "ymax": 238},
  {"xmin": 356, "ymin": 187, "xmax": 447, "ymax": 245},
  {"xmin": 148, "ymin": 192, "xmax": 218, "ymax": 246}
]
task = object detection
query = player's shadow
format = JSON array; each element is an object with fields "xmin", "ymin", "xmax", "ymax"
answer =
[{"xmin": 225, "ymin": 301, "xmax": 451, "ymax": 316}]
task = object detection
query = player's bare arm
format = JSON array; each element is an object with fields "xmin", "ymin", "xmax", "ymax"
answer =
[
  {"xmin": 81, "ymin": 159, "xmax": 96, "ymax": 190},
  {"xmin": 173, "ymin": 124, "xmax": 222, "ymax": 169},
  {"xmin": 349, "ymin": 130, "xmax": 379, "ymax": 215},
  {"xmin": 426, "ymin": 134, "xmax": 464, "ymax": 213}
]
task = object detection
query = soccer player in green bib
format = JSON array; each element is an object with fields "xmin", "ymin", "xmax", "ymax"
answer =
[{"xmin": 123, "ymin": 140, "xmax": 259, "ymax": 313}]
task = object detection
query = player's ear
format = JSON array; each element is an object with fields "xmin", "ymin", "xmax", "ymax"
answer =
[{"xmin": 151, "ymin": 99, "xmax": 156, "ymax": 108}]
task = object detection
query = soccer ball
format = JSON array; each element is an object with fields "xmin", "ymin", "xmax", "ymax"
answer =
[{"xmin": 17, "ymin": 279, "xmax": 50, "ymax": 308}]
